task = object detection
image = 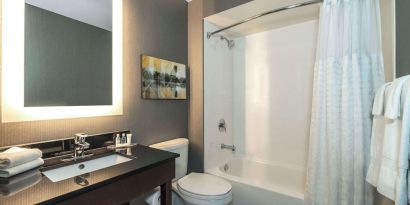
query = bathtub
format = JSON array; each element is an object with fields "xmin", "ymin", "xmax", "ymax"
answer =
[{"xmin": 207, "ymin": 157, "xmax": 305, "ymax": 205}]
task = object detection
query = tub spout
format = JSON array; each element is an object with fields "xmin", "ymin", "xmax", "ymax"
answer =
[{"xmin": 221, "ymin": 143, "xmax": 236, "ymax": 152}]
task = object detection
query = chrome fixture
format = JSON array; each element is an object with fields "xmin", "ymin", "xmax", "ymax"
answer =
[
  {"xmin": 206, "ymin": 32, "xmax": 235, "ymax": 48},
  {"xmin": 221, "ymin": 35, "xmax": 235, "ymax": 48},
  {"xmin": 218, "ymin": 119, "xmax": 227, "ymax": 133},
  {"xmin": 61, "ymin": 133, "xmax": 93, "ymax": 162},
  {"xmin": 223, "ymin": 164, "xmax": 229, "ymax": 172},
  {"xmin": 207, "ymin": 0, "xmax": 323, "ymax": 38},
  {"xmin": 74, "ymin": 133, "xmax": 92, "ymax": 160},
  {"xmin": 221, "ymin": 143, "xmax": 236, "ymax": 152},
  {"xmin": 74, "ymin": 173, "xmax": 90, "ymax": 186},
  {"xmin": 206, "ymin": 34, "xmax": 235, "ymax": 48}
]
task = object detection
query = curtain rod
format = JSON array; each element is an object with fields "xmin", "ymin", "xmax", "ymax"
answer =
[{"xmin": 207, "ymin": 0, "xmax": 323, "ymax": 39}]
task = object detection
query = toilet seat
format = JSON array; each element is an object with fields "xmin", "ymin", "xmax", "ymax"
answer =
[
  {"xmin": 146, "ymin": 173, "xmax": 232, "ymax": 205},
  {"xmin": 146, "ymin": 176, "xmax": 232, "ymax": 205},
  {"xmin": 177, "ymin": 173, "xmax": 232, "ymax": 200}
]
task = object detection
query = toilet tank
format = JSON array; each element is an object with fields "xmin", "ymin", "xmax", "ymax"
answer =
[{"xmin": 149, "ymin": 138, "xmax": 189, "ymax": 181}]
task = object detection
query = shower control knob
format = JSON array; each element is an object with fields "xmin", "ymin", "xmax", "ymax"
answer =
[{"xmin": 218, "ymin": 119, "xmax": 226, "ymax": 133}]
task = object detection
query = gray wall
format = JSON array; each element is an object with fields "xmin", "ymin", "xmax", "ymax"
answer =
[
  {"xmin": 25, "ymin": 4, "xmax": 112, "ymax": 107},
  {"xmin": 396, "ymin": 0, "xmax": 410, "ymax": 78},
  {"xmin": 0, "ymin": 0, "xmax": 188, "ymax": 147}
]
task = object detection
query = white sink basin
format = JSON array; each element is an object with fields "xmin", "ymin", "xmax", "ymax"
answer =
[{"xmin": 42, "ymin": 154, "xmax": 132, "ymax": 182}]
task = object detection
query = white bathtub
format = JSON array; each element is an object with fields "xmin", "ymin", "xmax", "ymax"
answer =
[{"xmin": 207, "ymin": 157, "xmax": 305, "ymax": 205}]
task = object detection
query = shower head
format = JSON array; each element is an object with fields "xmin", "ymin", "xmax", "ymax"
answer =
[
  {"xmin": 219, "ymin": 35, "xmax": 235, "ymax": 49},
  {"xmin": 207, "ymin": 32, "xmax": 235, "ymax": 49}
]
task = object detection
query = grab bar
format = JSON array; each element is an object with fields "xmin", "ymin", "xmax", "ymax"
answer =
[{"xmin": 221, "ymin": 143, "xmax": 236, "ymax": 151}]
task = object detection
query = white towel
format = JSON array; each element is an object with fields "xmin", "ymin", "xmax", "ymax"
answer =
[
  {"xmin": 0, "ymin": 147, "xmax": 42, "ymax": 169},
  {"xmin": 377, "ymin": 77, "xmax": 410, "ymax": 204},
  {"xmin": 373, "ymin": 83, "xmax": 392, "ymax": 115},
  {"xmin": 366, "ymin": 82, "xmax": 391, "ymax": 186},
  {"xmin": 0, "ymin": 158, "xmax": 44, "ymax": 178},
  {"xmin": 384, "ymin": 76, "xmax": 410, "ymax": 119},
  {"xmin": 394, "ymin": 80, "xmax": 410, "ymax": 205}
]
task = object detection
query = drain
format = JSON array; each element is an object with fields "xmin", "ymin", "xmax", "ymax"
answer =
[{"xmin": 78, "ymin": 164, "xmax": 85, "ymax": 170}]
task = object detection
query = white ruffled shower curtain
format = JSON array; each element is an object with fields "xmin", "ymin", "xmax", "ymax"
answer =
[{"xmin": 305, "ymin": 0, "xmax": 385, "ymax": 205}]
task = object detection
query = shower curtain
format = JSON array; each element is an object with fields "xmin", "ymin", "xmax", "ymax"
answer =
[{"xmin": 305, "ymin": 0, "xmax": 385, "ymax": 205}]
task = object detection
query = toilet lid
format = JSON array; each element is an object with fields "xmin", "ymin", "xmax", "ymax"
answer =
[{"xmin": 177, "ymin": 173, "xmax": 232, "ymax": 198}]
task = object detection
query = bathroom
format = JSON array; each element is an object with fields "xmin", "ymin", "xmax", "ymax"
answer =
[{"xmin": 0, "ymin": 0, "xmax": 408, "ymax": 205}]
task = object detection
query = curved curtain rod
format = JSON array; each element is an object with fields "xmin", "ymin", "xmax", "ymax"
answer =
[{"xmin": 207, "ymin": 0, "xmax": 323, "ymax": 39}]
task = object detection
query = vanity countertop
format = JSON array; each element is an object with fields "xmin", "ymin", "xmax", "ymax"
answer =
[{"xmin": 0, "ymin": 145, "xmax": 179, "ymax": 205}]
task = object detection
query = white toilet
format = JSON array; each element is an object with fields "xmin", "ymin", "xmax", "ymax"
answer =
[{"xmin": 145, "ymin": 138, "xmax": 232, "ymax": 205}]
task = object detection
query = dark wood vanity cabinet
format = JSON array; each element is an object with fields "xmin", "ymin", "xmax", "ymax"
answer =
[{"xmin": 55, "ymin": 159, "xmax": 174, "ymax": 205}]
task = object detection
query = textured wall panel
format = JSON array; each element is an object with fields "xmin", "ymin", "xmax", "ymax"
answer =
[{"xmin": 188, "ymin": 0, "xmax": 204, "ymax": 173}]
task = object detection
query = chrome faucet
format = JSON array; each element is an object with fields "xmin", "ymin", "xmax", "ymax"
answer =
[
  {"xmin": 61, "ymin": 133, "xmax": 92, "ymax": 162},
  {"xmin": 74, "ymin": 133, "xmax": 90, "ymax": 160},
  {"xmin": 221, "ymin": 143, "xmax": 236, "ymax": 152}
]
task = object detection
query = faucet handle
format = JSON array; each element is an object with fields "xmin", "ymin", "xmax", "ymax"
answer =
[
  {"xmin": 74, "ymin": 133, "xmax": 88, "ymax": 144},
  {"xmin": 82, "ymin": 141, "xmax": 90, "ymax": 149}
]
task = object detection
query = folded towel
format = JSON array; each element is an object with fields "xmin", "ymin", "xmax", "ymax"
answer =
[
  {"xmin": 384, "ymin": 75, "xmax": 410, "ymax": 119},
  {"xmin": 0, "ymin": 147, "xmax": 42, "ymax": 169},
  {"xmin": 372, "ymin": 83, "xmax": 392, "ymax": 115},
  {"xmin": 0, "ymin": 158, "xmax": 44, "ymax": 178},
  {"xmin": 377, "ymin": 77, "xmax": 410, "ymax": 204},
  {"xmin": 394, "ymin": 80, "xmax": 410, "ymax": 205},
  {"xmin": 0, "ymin": 169, "xmax": 41, "ymax": 196},
  {"xmin": 367, "ymin": 83, "xmax": 391, "ymax": 186}
]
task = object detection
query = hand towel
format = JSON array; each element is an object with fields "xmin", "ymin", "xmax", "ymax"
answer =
[
  {"xmin": 0, "ymin": 158, "xmax": 44, "ymax": 178},
  {"xmin": 393, "ymin": 79, "xmax": 410, "ymax": 205},
  {"xmin": 372, "ymin": 82, "xmax": 392, "ymax": 115},
  {"xmin": 366, "ymin": 82, "xmax": 391, "ymax": 186},
  {"xmin": 0, "ymin": 147, "xmax": 42, "ymax": 169},
  {"xmin": 384, "ymin": 75, "xmax": 410, "ymax": 119},
  {"xmin": 0, "ymin": 169, "xmax": 41, "ymax": 196},
  {"xmin": 377, "ymin": 77, "xmax": 410, "ymax": 204}
]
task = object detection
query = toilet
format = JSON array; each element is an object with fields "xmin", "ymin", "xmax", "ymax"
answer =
[{"xmin": 145, "ymin": 138, "xmax": 232, "ymax": 205}]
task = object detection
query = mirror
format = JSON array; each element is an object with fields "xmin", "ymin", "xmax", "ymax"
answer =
[
  {"xmin": 2, "ymin": 0, "xmax": 123, "ymax": 122},
  {"xmin": 24, "ymin": 0, "xmax": 112, "ymax": 107},
  {"xmin": 396, "ymin": 0, "xmax": 410, "ymax": 78}
]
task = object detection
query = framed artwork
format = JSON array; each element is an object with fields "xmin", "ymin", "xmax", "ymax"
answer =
[{"xmin": 141, "ymin": 55, "xmax": 187, "ymax": 100}]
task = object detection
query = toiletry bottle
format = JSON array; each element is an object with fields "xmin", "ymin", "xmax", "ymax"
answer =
[
  {"xmin": 126, "ymin": 134, "xmax": 132, "ymax": 145},
  {"xmin": 115, "ymin": 134, "xmax": 121, "ymax": 145},
  {"xmin": 121, "ymin": 133, "xmax": 127, "ymax": 144}
]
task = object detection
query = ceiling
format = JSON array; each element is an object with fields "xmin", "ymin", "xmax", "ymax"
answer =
[
  {"xmin": 205, "ymin": 0, "xmax": 321, "ymax": 38},
  {"xmin": 26, "ymin": 0, "xmax": 112, "ymax": 31}
]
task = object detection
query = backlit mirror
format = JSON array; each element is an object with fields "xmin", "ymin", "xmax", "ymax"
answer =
[
  {"xmin": 24, "ymin": 0, "xmax": 113, "ymax": 107},
  {"xmin": 2, "ymin": 0, "xmax": 123, "ymax": 122}
]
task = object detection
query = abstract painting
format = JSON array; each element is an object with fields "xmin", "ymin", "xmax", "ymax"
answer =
[{"xmin": 141, "ymin": 55, "xmax": 187, "ymax": 100}]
